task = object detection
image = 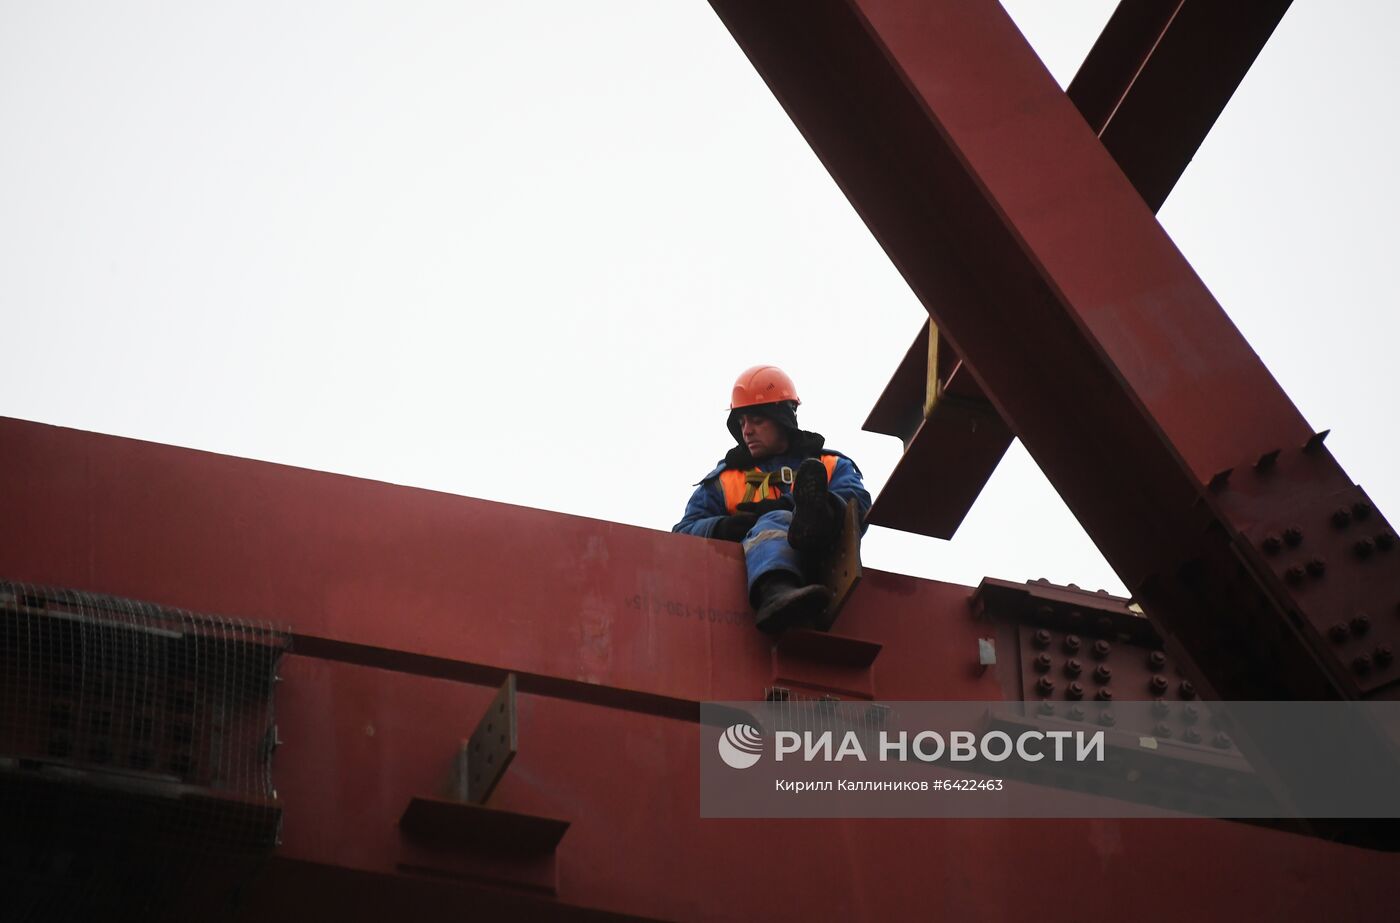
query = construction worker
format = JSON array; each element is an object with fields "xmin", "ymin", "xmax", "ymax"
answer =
[{"xmin": 673, "ymin": 366, "xmax": 871, "ymax": 633}]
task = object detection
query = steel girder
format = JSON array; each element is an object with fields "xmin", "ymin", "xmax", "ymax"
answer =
[
  {"xmin": 707, "ymin": 0, "xmax": 1400, "ymax": 839},
  {"xmin": 3, "ymin": 416, "xmax": 1400, "ymax": 918},
  {"xmin": 862, "ymin": 0, "xmax": 1295, "ymax": 540}
]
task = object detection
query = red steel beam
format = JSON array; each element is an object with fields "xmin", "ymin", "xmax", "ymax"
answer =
[
  {"xmin": 862, "ymin": 0, "xmax": 1293, "ymax": 539},
  {"xmin": 4, "ymin": 417, "xmax": 1400, "ymax": 915},
  {"xmin": 1071, "ymin": 0, "xmax": 1294, "ymax": 212},
  {"xmin": 245, "ymin": 654, "xmax": 1400, "ymax": 921},
  {"xmin": 863, "ymin": 326, "xmax": 1014, "ymax": 538},
  {"xmin": 0, "ymin": 416, "xmax": 997, "ymax": 709},
  {"xmin": 707, "ymin": 0, "xmax": 1400, "ymax": 823}
]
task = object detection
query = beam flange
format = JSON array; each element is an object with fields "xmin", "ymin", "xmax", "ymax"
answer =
[{"xmin": 862, "ymin": 0, "xmax": 1294, "ymax": 537}]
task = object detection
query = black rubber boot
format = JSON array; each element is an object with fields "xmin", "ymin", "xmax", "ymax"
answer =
[
  {"xmin": 752, "ymin": 572, "xmax": 833, "ymax": 635},
  {"xmin": 787, "ymin": 458, "xmax": 842, "ymax": 553}
]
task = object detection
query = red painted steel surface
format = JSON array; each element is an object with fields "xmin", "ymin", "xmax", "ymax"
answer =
[
  {"xmin": 256, "ymin": 654, "xmax": 1400, "ymax": 921},
  {"xmin": 863, "ymin": 326, "xmax": 1013, "ymax": 539},
  {"xmin": 707, "ymin": 0, "xmax": 1400, "ymax": 721},
  {"xmin": 0, "ymin": 418, "xmax": 997, "ymax": 710},
  {"xmin": 1068, "ymin": 0, "xmax": 1294, "ymax": 212},
  {"xmin": 859, "ymin": 0, "xmax": 1294, "ymax": 539},
  {"xmin": 3, "ymin": 417, "xmax": 1400, "ymax": 916},
  {"xmin": 870, "ymin": 360, "xmax": 1014, "ymax": 539}
]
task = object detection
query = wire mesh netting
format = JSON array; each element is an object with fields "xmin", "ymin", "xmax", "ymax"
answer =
[
  {"xmin": 761, "ymin": 687, "xmax": 891, "ymax": 753},
  {"xmin": 0, "ymin": 580, "xmax": 289, "ymax": 921}
]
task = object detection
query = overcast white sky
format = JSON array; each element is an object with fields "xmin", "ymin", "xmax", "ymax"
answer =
[{"xmin": 2, "ymin": 1, "xmax": 1397, "ymax": 596}]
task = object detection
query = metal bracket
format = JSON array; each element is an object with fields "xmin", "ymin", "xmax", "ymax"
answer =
[
  {"xmin": 449, "ymin": 674, "xmax": 518, "ymax": 805},
  {"xmin": 811, "ymin": 500, "xmax": 864, "ymax": 631}
]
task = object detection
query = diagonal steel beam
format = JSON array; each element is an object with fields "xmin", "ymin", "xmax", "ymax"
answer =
[
  {"xmin": 709, "ymin": 0, "xmax": 1400, "ymax": 840},
  {"xmin": 862, "ymin": 0, "xmax": 1293, "ymax": 539},
  {"xmin": 1072, "ymin": 0, "xmax": 1294, "ymax": 212}
]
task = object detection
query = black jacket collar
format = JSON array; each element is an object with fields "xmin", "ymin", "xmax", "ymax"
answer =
[{"xmin": 723, "ymin": 430, "xmax": 826, "ymax": 470}]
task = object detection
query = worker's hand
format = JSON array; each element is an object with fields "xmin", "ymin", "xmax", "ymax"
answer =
[
  {"xmin": 711, "ymin": 512, "xmax": 759, "ymax": 542},
  {"xmin": 736, "ymin": 497, "xmax": 795, "ymax": 516}
]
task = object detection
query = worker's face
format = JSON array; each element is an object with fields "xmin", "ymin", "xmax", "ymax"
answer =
[{"xmin": 740, "ymin": 413, "xmax": 789, "ymax": 460}]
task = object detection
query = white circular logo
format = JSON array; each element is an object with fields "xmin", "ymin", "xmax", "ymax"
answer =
[{"xmin": 718, "ymin": 723, "xmax": 763, "ymax": 769}]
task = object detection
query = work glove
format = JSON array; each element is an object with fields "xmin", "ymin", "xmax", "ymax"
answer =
[
  {"xmin": 711, "ymin": 512, "xmax": 759, "ymax": 542},
  {"xmin": 736, "ymin": 496, "xmax": 795, "ymax": 516}
]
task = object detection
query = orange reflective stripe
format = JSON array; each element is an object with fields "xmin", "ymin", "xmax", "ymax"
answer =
[{"xmin": 718, "ymin": 454, "xmax": 840, "ymax": 514}]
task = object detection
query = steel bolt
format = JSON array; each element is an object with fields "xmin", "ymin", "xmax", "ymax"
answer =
[
  {"xmin": 1095, "ymin": 616, "xmax": 1114, "ymax": 635},
  {"xmin": 1067, "ymin": 681, "xmax": 1085, "ymax": 700},
  {"xmin": 1095, "ymin": 688, "xmax": 1114, "ymax": 702},
  {"xmin": 1306, "ymin": 558, "xmax": 1326, "ymax": 577},
  {"xmin": 1332, "ymin": 508, "xmax": 1353, "ymax": 528},
  {"xmin": 1351, "ymin": 614, "xmax": 1371, "ymax": 636},
  {"xmin": 1355, "ymin": 538, "xmax": 1375, "ymax": 560},
  {"xmin": 1353, "ymin": 501, "xmax": 1373, "ymax": 521},
  {"xmin": 1283, "ymin": 526, "xmax": 1304, "ymax": 547},
  {"xmin": 1093, "ymin": 664, "xmax": 1113, "ymax": 684},
  {"xmin": 1285, "ymin": 565, "xmax": 1306, "ymax": 585},
  {"xmin": 1262, "ymin": 534, "xmax": 1283, "ymax": 555},
  {"xmin": 1092, "ymin": 639, "xmax": 1112, "ymax": 659},
  {"xmin": 1354, "ymin": 653, "xmax": 1373, "ymax": 675},
  {"xmin": 1032, "ymin": 628, "xmax": 1053, "ymax": 649},
  {"xmin": 1038, "ymin": 701, "xmax": 1055, "ymax": 715},
  {"xmin": 1066, "ymin": 609, "xmax": 1085, "ymax": 628},
  {"xmin": 1213, "ymin": 733, "xmax": 1232, "ymax": 749},
  {"xmin": 1034, "ymin": 652, "xmax": 1053, "ymax": 673},
  {"xmin": 1183, "ymin": 704, "xmax": 1201, "ymax": 724},
  {"xmin": 1152, "ymin": 698, "xmax": 1170, "ymax": 717},
  {"xmin": 1154, "ymin": 722, "xmax": 1173, "ymax": 738},
  {"xmin": 1064, "ymin": 658, "xmax": 1083, "ymax": 677},
  {"xmin": 1183, "ymin": 728, "xmax": 1203, "ymax": 744},
  {"xmin": 1063, "ymin": 634, "xmax": 1082, "ymax": 653},
  {"xmin": 1149, "ymin": 674, "xmax": 1169, "ymax": 694},
  {"xmin": 1377, "ymin": 644, "xmax": 1394, "ymax": 667},
  {"xmin": 1099, "ymin": 710, "xmax": 1116, "ymax": 726},
  {"xmin": 1036, "ymin": 676, "xmax": 1055, "ymax": 695},
  {"xmin": 1148, "ymin": 651, "xmax": 1167, "ymax": 670},
  {"xmin": 1180, "ymin": 681, "xmax": 1197, "ymax": 700},
  {"xmin": 1376, "ymin": 532, "xmax": 1396, "ymax": 553},
  {"xmin": 1067, "ymin": 706, "xmax": 1085, "ymax": 722},
  {"xmin": 1330, "ymin": 622, "xmax": 1350, "ymax": 643}
]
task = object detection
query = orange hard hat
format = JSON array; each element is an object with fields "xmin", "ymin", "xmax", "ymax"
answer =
[{"xmin": 730, "ymin": 365, "xmax": 801, "ymax": 410}]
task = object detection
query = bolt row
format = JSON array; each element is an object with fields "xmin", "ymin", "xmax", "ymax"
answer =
[
  {"xmin": 1030, "ymin": 609, "xmax": 1121, "ymax": 638},
  {"xmin": 1032, "ymin": 669, "xmax": 1194, "ymax": 699},
  {"xmin": 1263, "ymin": 519, "xmax": 1395, "ymax": 565},
  {"xmin": 1033, "ymin": 630, "xmax": 1165, "ymax": 665}
]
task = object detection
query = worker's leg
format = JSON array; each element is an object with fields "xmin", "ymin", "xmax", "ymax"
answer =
[
  {"xmin": 788, "ymin": 458, "xmax": 846, "ymax": 552},
  {"xmin": 742, "ymin": 511, "xmax": 832, "ymax": 633},
  {"xmin": 741, "ymin": 510, "xmax": 803, "ymax": 599}
]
